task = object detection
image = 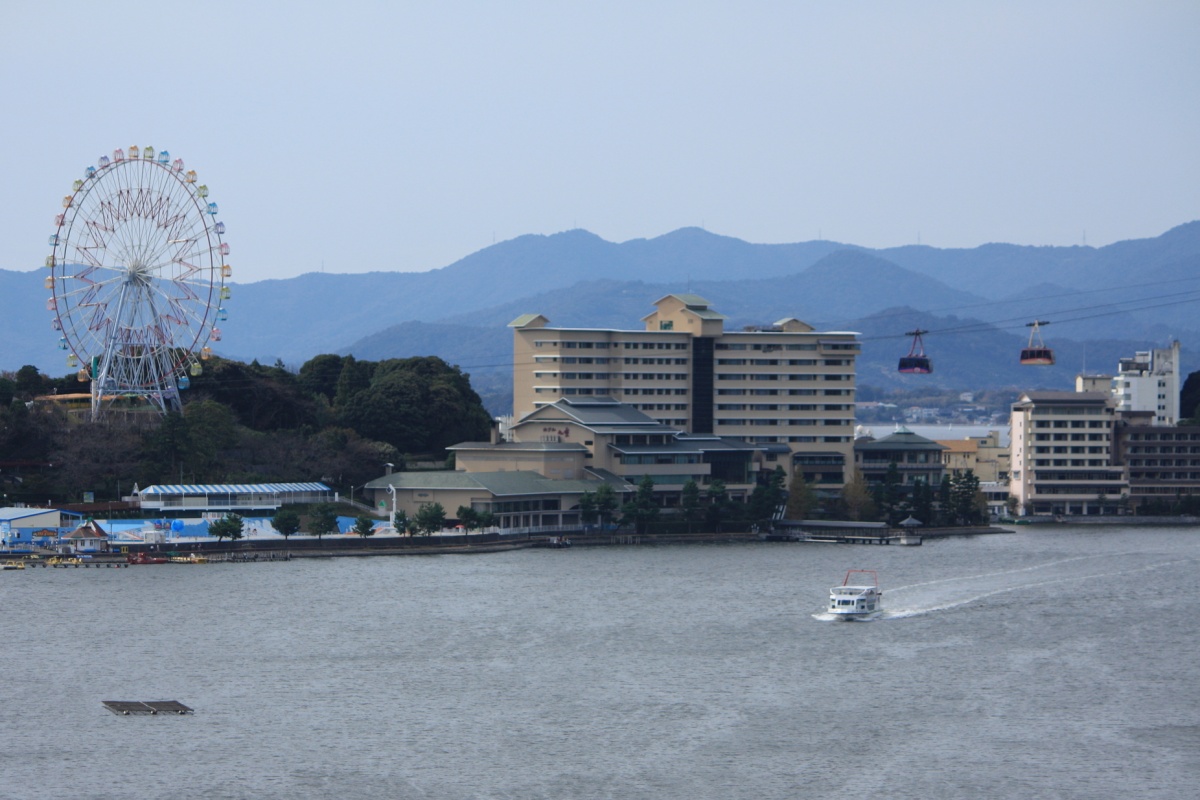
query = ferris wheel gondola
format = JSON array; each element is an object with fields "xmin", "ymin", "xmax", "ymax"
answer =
[{"xmin": 45, "ymin": 146, "xmax": 231, "ymax": 418}]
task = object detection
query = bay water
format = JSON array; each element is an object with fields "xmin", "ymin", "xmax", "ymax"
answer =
[{"xmin": 1, "ymin": 526, "xmax": 1197, "ymax": 799}]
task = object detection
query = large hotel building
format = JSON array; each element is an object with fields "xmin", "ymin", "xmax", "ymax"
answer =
[{"xmin": 509, "ymin": 294, "xmax": 860, "ymax": 489}]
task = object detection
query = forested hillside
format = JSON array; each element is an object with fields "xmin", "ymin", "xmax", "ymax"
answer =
[{"xmin": 0, "ymin": 355, "xmax": 492, "ymax": 505}]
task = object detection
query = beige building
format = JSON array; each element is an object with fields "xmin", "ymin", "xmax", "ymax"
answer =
[
  {"xmin": 367, "ymin": 396, "xmax": 759, "ymax": 528},
  {"xmin": 937, "ymin": 430, "xmax": 1010, "ymax": 483},
  {"xmin": 366, "ymin": 470, "xmax": 616, "ymax": 532},
  {"xmin": 509, "ymin": 294, "xmax": 860, "ymax": 490},
  {"xmin": 1010, "ymin": 391, "xmax": 1126, "ymax": 516}
]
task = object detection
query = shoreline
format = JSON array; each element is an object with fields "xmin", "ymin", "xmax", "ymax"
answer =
[{"xmin": 5, "ymin": 526, "xmax": 1015, "ymax": 561}]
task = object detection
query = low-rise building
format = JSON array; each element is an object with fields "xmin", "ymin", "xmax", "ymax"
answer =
[
  {"xmin": 134, "ymin": 483, "xmax": 334, "ymax": 516},
  {"xmin": 367, "ymin": 470, "xmax": 622, "ymax": 532},
  {"xmin": 854, "ymin": 428, "xmax": 947, "ymax": 489},
  {"xmin": 368, "ymin": 397, "xmax": 762, "ymax": 528},
  {"xmin": 59, "ymin": 519, "xmax": 111, "ymax": 554},
  {"xmin": 1, "ymin": 507, "xmax": 69, "ymax": 546},
  {"xmin": 937, "ymin": 430, "xmax": 1009, "ymax": 483}
]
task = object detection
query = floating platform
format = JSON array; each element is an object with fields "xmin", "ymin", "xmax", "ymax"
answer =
[
  {"xmin": 103, "ymin": 700, "xmax": 193, "ymax": 716},
  {"xmin": 767, "ymin": 521, "xmax": 922, "ymax": 545}
]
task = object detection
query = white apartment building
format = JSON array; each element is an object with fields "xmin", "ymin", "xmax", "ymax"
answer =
[
  {"xmin": 1114, "ymin": 341, "xmax": 1181, "ymax": 425},
  {"xmin": 509, "ymin": 294, "xmax": 860, "ymax": 490},
  {"xmin": 1010, "ymin": 391, "xmax": 1126, "ymax": 516},
  {"xmin": 1075, "ymin": 341, "xmax": 1182, "ymax": 426}
]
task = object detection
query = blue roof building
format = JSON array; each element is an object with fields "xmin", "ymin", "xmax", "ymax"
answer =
[{"xmin": 134, "ymin": 482, "xmax": 333, "ymax": 515}]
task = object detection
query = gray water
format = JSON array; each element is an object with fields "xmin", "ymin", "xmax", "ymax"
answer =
[{"xmin": 2, "ymin": 527, "xmax": 1198, "ymax": 799}]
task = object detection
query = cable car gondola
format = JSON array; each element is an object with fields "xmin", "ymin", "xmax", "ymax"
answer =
[
  {"xmin": 898, "ymin": 329, "xmax": 932, "ymax": 374},
  {"xmin": 1020, "ymin": 320, "xmax": 1055, "ymax": 365}
]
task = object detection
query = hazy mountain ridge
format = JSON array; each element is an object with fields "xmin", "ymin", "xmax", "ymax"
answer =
[{"xmin": 4, "ymin": 223, "xmax": 1198, "ymax": 400}]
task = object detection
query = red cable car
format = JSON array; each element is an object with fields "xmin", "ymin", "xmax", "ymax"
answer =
[
  {"xmin": 898, "ymin": 329, "xmax": 932, "ymax": 374},
  {"xmin": 1020, "ymin": 320, "xmax": 1055, "ymax": 365}
]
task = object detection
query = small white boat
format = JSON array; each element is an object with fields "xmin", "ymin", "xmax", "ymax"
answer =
[{"xmin": 828, "ymin": 570, "xmax": 882, "ymax": 618}]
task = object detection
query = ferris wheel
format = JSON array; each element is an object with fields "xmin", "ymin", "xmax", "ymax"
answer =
[{"xmin": 45, "ymin": 146, "xmax": 230, "ymax": 419}]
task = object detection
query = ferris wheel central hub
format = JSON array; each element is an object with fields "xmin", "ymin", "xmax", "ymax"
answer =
[{"xmin": 126, "ymin": 261, "xmax": 153, "ymax": 286}]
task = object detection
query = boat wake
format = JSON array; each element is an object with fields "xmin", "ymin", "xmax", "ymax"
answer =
[{"xmin": 813, "ymin": 553, "xmax": 1194, "ymax": 621}]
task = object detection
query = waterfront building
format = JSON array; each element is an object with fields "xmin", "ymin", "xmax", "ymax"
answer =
[
  {"xmin": 1, "ymin": 507, "xmax": 69, "ymax": 546},
  {"xmin": 1009, "ymin": 391, "xmax": 1126, "ymax": 516},
  {"xmin": 59, "ymin": 519, "xmax": 111, "ymax": 554},
  {"xmin": 369, "ymin": 396, "xmax": 760, "ymax": 528},
  {"xmin": 134, "ymin": 482, "xmax": 334, "ymax": 516},
  {"xmin": 365, "ymin": 469, "xmax": 620, "ymax": 532},
  {"xmin": 500, "ymin": 395, "xmax": 756, "ymax": 501},
  {"xmin": 854, "ymin": 427, "xmax": 947, "ymax": 490},
  {"xmin": 937, "ymin": 430, "xmax": 1010, "ymax": 483},
  {"xmin": 1114, "ymin": 420, "xmax": 1200, "ymax": 511},
  {"xmin": 509, "ymin": 294, "xmax": 860, "ymax": 492}
]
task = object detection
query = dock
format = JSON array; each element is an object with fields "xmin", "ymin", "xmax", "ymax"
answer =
[
  {"xmin": 103, "ymin": 700, "xmax": 193, "ymax": 716},
  {"xmin": 792, "ymin": 530, "xmax": 922, "ymax": 546},
  {"xmin": 770, "ymin": 520, "xmax": 921, "ymax": 545}
]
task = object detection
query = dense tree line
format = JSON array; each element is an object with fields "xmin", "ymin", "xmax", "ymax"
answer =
[
  {"xmin": 826, "ymin": 464, "xmax": 986, "ymax": 527},
  {"xmin": 0, "ymin": 354, "xmax": 492, "ymax": 505}
]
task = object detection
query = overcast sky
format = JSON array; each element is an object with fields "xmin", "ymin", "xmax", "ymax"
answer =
[{"xmin": 2, "ymin": 1, "xmax": 1197, "ymax": 282}]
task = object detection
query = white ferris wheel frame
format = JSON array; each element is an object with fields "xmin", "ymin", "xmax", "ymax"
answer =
[{"xmin": 46, "ymin": 147, "xmax": 228, "ymax": 419}]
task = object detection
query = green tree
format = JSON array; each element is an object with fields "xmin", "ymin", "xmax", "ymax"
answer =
[
  {"xmin": 620, "ymin": 474, "xmax": 659, "ymax": 535},
  {"xmin": 14, "ymin": 365, "xmax": 49, "ymax": 399},
  {"xmin": 785, "ymin": 471, "xmax": 817, "ymax": 520},
  {"xmin": 184, "ymin": 400, "xmax": 238, "ymax": 481},
  {"xmin": 748, "ymin": 468, "xmax": 786, "ymax": 530},
  {"xmin": 333, "ymin": 355, "xmax": 374, "ymax": 408},
  {"xmin": 841, "ymin": 468, "xmax": 876, "ymax": 521},
  {"xmin": 352, "ymin": 515, "xmax": 376, "ymax": 537},
  {"xmin": 456, "ymin": 506, "xmax": 481, "ymax": 532},
  {"xmin": 298, "ymin": 354, "xmax": 345, "ymax": 402},
  {"xmin": 185, "ymin": 355, "xmax": 323, "ymax": 431},
  {"xmin": 936, "ymin": 475, "xmax": 953, "ymax": 525},
  {"xmin": 392, "ymin": 507, "xmax": 409, "ymax": 535},
  {"xmin": 594, "ymin": 483, "xmax": 619, "ymax": 529},
  {"xmin": 476, "ymin": 510, "xmax": 497, "ymax": 531},
  {"xmin": 308, "ymin": 503, "xmax": 340, "ymax": 540},
  {"xmin": 871, "ymin": 461, "xmax": 904, "ymax": 525},
  {"xmin": 578, "ymin": 491, "xmax": 598, "ymax": 528},
  {"xmin": 335, "ymin": 357, "xmax": 491, "ymax": 454},
  {"xmin": 948, "ymin": 469, "xmax": 982, "ymax": 525},
  {"xmin": 0, "ymin": 376, "xmax": 15, "ymax": 407},
  {"xmin": 271, "ymin": 506, "xmax": 301, "ymax": 541},
  {"xmin": 706, "ymin": 479, "xmax": 730, "ymax": 532},
  {"xmin": 143, "ymin": 411, "xmax": 193, "ymax": 480},
  {"xmin": 680, "ymin": 479, "xmax": 702, "ymax": 532},
  {"xmin": 209, "ymin": 514, "xmax": 244, "ymax": 544},
  {"xmin": 414, "ymin": 502, "xmax": 446, "ymax": 535},
  {"xmin": 911, "ymin": 478, "xmax": 934, "ymax": 525},
  {"xmin": 1180, "ymin": 369, "xmax": 1200, "ymax": 422}
]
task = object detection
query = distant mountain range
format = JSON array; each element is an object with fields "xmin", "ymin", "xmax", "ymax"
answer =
[{"xmin": 4, "ymin": 222, "xmax": 1199, "ymax": 415}]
